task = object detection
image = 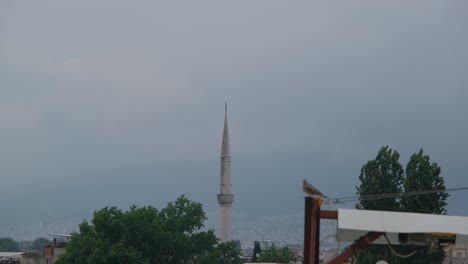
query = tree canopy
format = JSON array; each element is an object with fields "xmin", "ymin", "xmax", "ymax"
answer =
[
  {"xmin": 356, "ymin": 146, "xmax": 404, "ymax": 211},
  {"xmin": 252, "ymin": 241, "xmax": 262, "ymax": 262},
  {"xmin": 256, "ymin": 244, "xmax": 295, "ymax": 263},
  {"xmin": 402, "ymin": 149, "xmax": 448, "ymax": 214},
  {"xmin": 0, "ymin": 237, "xmax": 19, "ymax": 252},
  {"xmin": 56, "ymin": 195, "xmax": 240, "ymax": 264},
  {"xmin": 257, "ymin": 245, "xmax": 295, "ymax": 263},
  {"xmin": 354, "ymin": 146, "xmax": 449, "ymax": 264},
  {"xmin": 198, "ymin": 241, "xmax": 241, "ymax": 264}
]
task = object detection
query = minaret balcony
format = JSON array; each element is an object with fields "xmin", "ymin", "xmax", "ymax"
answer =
[
  {"xmin": 220, "ymin": 157, "xmax": 231, "ymax": 162},
  {"xmin": 217, "ymin": 194, "xmax": 234, "ymax": 205}
]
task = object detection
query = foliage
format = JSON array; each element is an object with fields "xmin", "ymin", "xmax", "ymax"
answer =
[
  {"xmin": 401, "ymin": 149, "xmax": 448, "ymax": 263},
  {"xmin": 402, "ymin": 149, "xmax": 449, "ymax": 214},
  {"xmin": 352, "ymin": 246, "xmax": 446, "ymax": 264},
  {"xmin": 55, "ymin": 195, "xmax": 218, "ymax": 264},
  {"xmin": 31, "ymin": 237, "xmax": 51, "ymax": 251},
  {"xmin": 198, "ymin": 241, "xmax": 241, "ymax": 264},
  {"xmin": 354, "ymin": 146, "xmax": 449, "ymax": 264},
  {"xmin": 257, "ymin": 245, "xmax": 295, "ymax": 263},
  {"xmin": 0, "ymin": 237, "xmax": 19, "ymax": 251},
  {"xmin": 356, "ymin": 146, "xmax": 404, "ymax": 211},
  {"xmin": 252, "ymin": 240, "xmax": 262, "ymax": 262}
]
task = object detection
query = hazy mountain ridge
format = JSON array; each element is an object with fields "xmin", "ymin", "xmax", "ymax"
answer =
[{"xmin": 4, "ymin": 212, "xmax": 338, "ymax": 248}]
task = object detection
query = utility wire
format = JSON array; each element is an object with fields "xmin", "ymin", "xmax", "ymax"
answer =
[{"xmin": 326, "ymin": 186, "xmax": 468, "ymax": 204}]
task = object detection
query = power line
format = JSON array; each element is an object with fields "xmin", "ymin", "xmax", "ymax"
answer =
[{"xmin": 327, "ymin": 186, "xmax": 468, "ymax": 204}]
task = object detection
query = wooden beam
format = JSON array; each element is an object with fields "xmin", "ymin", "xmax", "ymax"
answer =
[
  {"xmin": 320, "ymin": 210, "xmax": 338, "ymax": 219},
  {"xmin": 304, "ymin": 197, "xmax": 321, "ymax": 264},
  {"xmin": 326, "ymin": 231, "xmax": 384, "ymax": 264}
]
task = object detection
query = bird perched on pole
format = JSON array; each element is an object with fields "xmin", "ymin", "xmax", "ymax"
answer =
[{"xmin": 302, "ymin": 179, "xmax": 327, "ymax": 198}]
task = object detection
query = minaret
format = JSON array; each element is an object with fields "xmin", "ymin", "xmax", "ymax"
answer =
[{"xmin": 217, "ymin": 102, "xmax": 234, "ymax": 242}]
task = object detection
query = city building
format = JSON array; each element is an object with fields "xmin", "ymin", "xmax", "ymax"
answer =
[
  {"xmin": 258, "ymin": 240, "xmax": 277, "ymax": 250},
  {"xmin": 21, "ymin": 252, "xmax": 41, "ymax": 264},
  {"xmin": 444, "ymin": 243, "xmax": 468, "ymax": 264},
  {"xmin": 0, "ymin": 252, "xmax": 22, "ymax": 264},
  {"xmin": 21, "ymin": 234, "xmax": 70, "ymax": 264}
]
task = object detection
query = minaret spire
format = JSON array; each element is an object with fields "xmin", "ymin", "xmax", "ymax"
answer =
[
  {"xmin": 218, "ymin": 103, "xmax": 234, "ymax": 242},
  {"xmin": 221, "ymin": 102, "xmax": 230, "ymax": 158}
]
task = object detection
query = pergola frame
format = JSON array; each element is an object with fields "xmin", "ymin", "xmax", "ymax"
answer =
[{"xmin": 303, "ymin": 197, "xmax": 384, "ymax": 264}]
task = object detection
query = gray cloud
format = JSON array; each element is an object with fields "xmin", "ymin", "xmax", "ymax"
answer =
[{"xmin": 1, "ymin": 0, "xmax": 467, "ymax": 232}]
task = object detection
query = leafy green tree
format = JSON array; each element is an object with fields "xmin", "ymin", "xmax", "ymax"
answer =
[
  {"xmin": 199, "ymin": 241, "xmax": 241, "ymax": 264},
  {"xmin": 353, "ymin": 146, "xmax": 406, "ymax": 264},
  {"xmin": 0, "ymin": 237, "xmax": 19, "ymax": 251},
  {"xmin": 400, "ymin": 149, "xmax": 449, "ymax": 263},
  {"xmin": 402, "ymin": 149, "xmax": 448, "ymax": 214},
  {"xmin": 356, "ymin": 146, "xmax": 404, "ymax": 211},
  {"xmin": 31, "ymin": 237, "xmax": 51, "ymax": 251},
  {"xmin": 257, "ymin": 245, "xmax": 294, "ymax": 263},
  {"xmin": 55, "ymin": 195, "xmax": 218, "ymax": 264},
  {"xmin": 252, "ymin": 240, "xmax": 262, "ymax": 262},
  {"xmin": 354, "ymin": 147, "xmax": 449, "ymax": 264}
]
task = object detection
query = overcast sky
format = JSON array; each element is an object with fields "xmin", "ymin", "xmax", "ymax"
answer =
[{"xmin": 1, "ymin": 1, "xmax": 467, "ymax": 230}]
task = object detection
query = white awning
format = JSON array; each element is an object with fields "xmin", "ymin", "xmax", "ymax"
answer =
[
  {"xmin": 0, "ymin": 252, "xmax": 23, "ymax": 259},
  {"xmin": 336, "ymin": 209, "xmax": 468, "ymax": 245}
]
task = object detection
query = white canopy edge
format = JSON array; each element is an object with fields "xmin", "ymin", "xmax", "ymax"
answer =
[
  {"xmin": 0, "ymin": 252, "xmax": 23, "ymax": 258},
  {"xmin": 336, "ymin": 209, "xmax": 468, "ymax": 245}
]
